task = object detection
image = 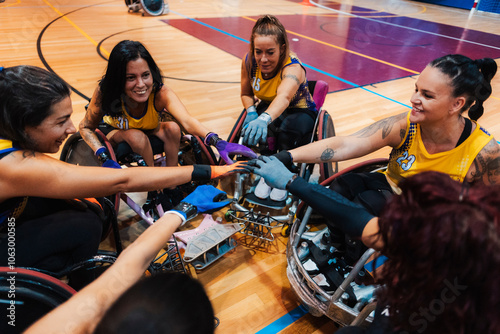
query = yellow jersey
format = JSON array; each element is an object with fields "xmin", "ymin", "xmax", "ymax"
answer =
[
  {"xmin": 384, "ymin": 112, "xmax": 493, "ymax": 185},
  {"xmin": 249, "ymin": 54, "xmax": 316, "ymax": 111},
  {"xmin": 103, "ymin": 92, "xmax": 160, "ymax": 130}
]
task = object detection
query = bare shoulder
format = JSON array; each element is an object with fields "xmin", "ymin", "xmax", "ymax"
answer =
[{"xmin": 467, "ymin": 138, "xmax": 500, "ymax": 185}]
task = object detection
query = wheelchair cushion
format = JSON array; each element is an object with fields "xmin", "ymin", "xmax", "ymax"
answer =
[
  {"xmin": 114, "ymin": 135, "xmax": 164, "ymax": 163},
  {"xmin": 311, "ymin": 80, "xmax": 329, "ymax": 111}
]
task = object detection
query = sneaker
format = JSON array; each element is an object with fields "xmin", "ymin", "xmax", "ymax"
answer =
[
  {"xmin": 270, "ymin": 188, "xmax": 287, "ymax": 201},
  {"xmin": 254, "ymin": 178, "xmax": 271, "ymax": 199}
]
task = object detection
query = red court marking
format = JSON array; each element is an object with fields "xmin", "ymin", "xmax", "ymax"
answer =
[{"xmin": 163, "ymin": 12, "xmax": 500, "ymax": 93}]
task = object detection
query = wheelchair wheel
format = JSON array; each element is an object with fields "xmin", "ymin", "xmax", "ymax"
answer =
[
  {"xmin": 317, "ymin": 110, "xmax": 337, "ymax": 182},
  {"xmin": 60, "ymin": 132, "xmax": 100, "ymax": 167},
  {"xmin": 227, "ymin": 109, "xmax": 247, "ymax": 145},
  {"xmin": 0, "ymin": 267, "xmax": 76, "ymax": 332},
  {"xmin": 140, "ymin": 0, "xmax": 166, "ymax": 16}
]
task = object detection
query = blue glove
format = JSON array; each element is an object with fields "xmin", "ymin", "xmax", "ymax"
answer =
[
  {"xmin": 242, "ymin": 112, "xmax": 272, "ymax": 147},
  {"xmin": 168, "ymin": 185, "xmax": 231, "ymax": 224},
  {"xmin": 95, "ymin": 146, "xmax": 121, "ymax": 169},
  {"xmin": 242, "ymin": 106, "xmax": 258, "ymax": 128},
  {"xmin": 245, "ymin": 156, "xmax": 296, "ymax": 190}
]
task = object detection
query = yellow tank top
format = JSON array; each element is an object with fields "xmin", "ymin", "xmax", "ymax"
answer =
[
  {"xmin": 384, "ymin": 112, "xmax": 493, "ymax": 185},
  {"xmin": 103, "ymin": 93, "xmax": 160, "ymax": 130},
  {"xmin": 249, "ymin": 54, "xmax": 316, "ymax": 110}
]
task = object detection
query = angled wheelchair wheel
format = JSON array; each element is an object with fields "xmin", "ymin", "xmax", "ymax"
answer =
[
  {"xmin": 60, "ymin": 132, "xmax": 100, "ymax": 167},
  {"xmin": 316, "ymin": 110, "xmax": 337, "ymax": 182},
  {"xmin": 140, "ymin": 0, "xmax": 165, "ymax": 15},
  {"xmin": 0, "ymin": 267, "xmax": 76, "ymax": 332}
]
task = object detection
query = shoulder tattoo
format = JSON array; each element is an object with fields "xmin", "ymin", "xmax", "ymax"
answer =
[
  {"xmin": 283, "ymin": 74, "xmax": 300, "ymax": 86},
  {"xmin": 470, "ymin": 140, "xmax": 500, "ymax": 185},
  {"xmin": 353, "ymin": 113, "xmax": 406, "ymax": 139}
]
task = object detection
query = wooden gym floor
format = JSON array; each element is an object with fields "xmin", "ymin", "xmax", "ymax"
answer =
[{"xmin": 1, "ymin": 0, "xmax": 500, "ymax": 333}]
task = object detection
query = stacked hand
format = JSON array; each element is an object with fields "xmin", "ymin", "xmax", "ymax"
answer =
[
  {"xmin": 205, "ymin": 133, "xmax": 257, "ymax": 164},
  {"xmin": 244, "ymin": 156, "xmax": 295, "ymax": 190},
  {"xmin": 169, "ymin": 185, "xmax": 231, "ymax": 224},
  {"xmin": 242, "ymin": 112, "xmax": 272, "ymax": 147},
  {"xmin": 191, "ymin": 161, "xmax": 249, "ymax": 181}
]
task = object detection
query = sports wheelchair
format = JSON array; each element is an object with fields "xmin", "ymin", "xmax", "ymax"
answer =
[
  {"xmin": 223, "ymin": 80, "xmax": 337, "ymax": 244},
  {"xmin": 286, "ymin": 158, "xmax": 390, "ymax": 327},
  {"xmin": 125, "ymin": 0, "xmax": 169, "ymax": 16}
]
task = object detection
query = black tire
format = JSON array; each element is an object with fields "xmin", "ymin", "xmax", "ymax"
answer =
[
  {"xmin": 140, "ymin": 0, "xmax": 165, "ymax": 16},
  {"xmin": 317, "ymin": 110, "xmax": 337, "ymax": 182},
  {"xmin": 0, "ymin": 267, "xmax": 75, "ymax": 332}
]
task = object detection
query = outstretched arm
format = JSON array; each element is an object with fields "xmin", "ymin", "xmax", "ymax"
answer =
[
  {"xmin": 289, "ymin": 112, "xmax": 408, "ymax": 164},
  {"xmin": 24, "ymin": 212, "xmax": 184, "ymax": 334},
  {"xmin": 24, "ymin": 185, "xmax": 229, "ymax": 334},
  {"xmin": 246, "ymin": 156, "xmax": 383, "ymax": 250},
  {"xmin": 156, "ymin": 85, "xmax": 211, "ymax": 138},
  {"xmin": 0, "ymin": 151, "xmax": 246, "ymax": 202}
]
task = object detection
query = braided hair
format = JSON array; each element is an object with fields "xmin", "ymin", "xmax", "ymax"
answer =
[{"xmin": 429, "ymin": 54, "xmax": 497, "ymax": 121}]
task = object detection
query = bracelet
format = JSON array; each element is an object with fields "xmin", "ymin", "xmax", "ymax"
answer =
[
  {"xmin": 258, "ymin": 112, "xmax": 272, "ymax": 125},
  {"xmin": 285, "ymin": 174, "xmax": 299, "ymax": 190},
  {"xmin": 95, "ymin": 146, "xmax": 107, "ymax": 156},
  {"xmin": 204, "ymin": 132, "xmax": 218, "ymax": 146}
]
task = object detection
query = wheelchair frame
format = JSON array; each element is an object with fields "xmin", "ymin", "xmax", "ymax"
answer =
[
  {"xmin": 224, "ymin": 80, "xmax": 337, "ymax": 244},
  {"xmin": 60, "ymin": 126, "xmax": 240, "ymax": 273},
  {"xmin": 286, "ymin": 158, "xmax": 389, "ymax": 327}
]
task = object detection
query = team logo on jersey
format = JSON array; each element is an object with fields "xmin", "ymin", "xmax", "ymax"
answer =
[
  {"xmin": 396, "ymin": 150, "xmax": 415, "ymax": 171},
  {"xmin": 252, "ymin": 77, "xmax": 261, "ymax": 91}
]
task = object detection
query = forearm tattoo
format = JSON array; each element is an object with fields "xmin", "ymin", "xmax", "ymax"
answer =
[
  {"xmin": 320, "ymin": 148, "xmax": 334, "ymax": 161},
  {"xmin": 283, "ymin": 74, "xmax": 300, "ymax": 86},
  {"xmin": 354, "ymin": 113, "xmax": 406, "ymax": 139},
  {"xmin": 469, "ymin": 140, "xmax": 500, "ymax": 185}
]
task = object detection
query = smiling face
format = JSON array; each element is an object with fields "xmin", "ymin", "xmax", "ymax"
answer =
[
  {"xmin": 24, "ymin": 96, "xmax": 76, "ymax": 153},
  {"xmin": 253, "ymin": 34, "xmax": 284, "ymax": 77},
  {"xmin": 409, "ymin": 66, "xmax": 461, "ymax": 125},
  {"xmin": 124, "ymin": 57, "xmax": 154, "ymax": 105}
]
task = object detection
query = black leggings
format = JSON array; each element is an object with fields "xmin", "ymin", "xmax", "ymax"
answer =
[
  {"xmin": 0, "ymin": 202, "xmax": 103, "ymax": 289},
  {"xmin": 327, "ymin": 172, "xmax": 393, "ymax": 264},
  {"xmin": 256, "ymin": 102, "xmax": 316, "ymax": 151}
]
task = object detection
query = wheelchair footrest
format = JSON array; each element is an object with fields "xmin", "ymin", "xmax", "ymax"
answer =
[
  {"xmin": 244, "ymin": 193, "xmax": 287, "ymax": 210},
  {"xmin": 175, "ymin": 215, "xmax": 242, "ymax": 270}
]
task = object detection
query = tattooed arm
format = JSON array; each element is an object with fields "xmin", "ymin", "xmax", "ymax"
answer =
[
  {"xmin": 289, "ymin": 112, "xmax": 408, "ymax": 164},
  {"xmin": 262, "ymin": 63, "xmax": 305, "ymax": 121},
  {"xmin": 78, "ymin": 87, "xmax": 107, "ymax": 152},
  {"xmin": 466, "ymin": 138, "xmax": 500, "ymax": 185}
]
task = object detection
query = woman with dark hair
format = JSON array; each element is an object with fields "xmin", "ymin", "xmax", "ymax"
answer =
[
  {"xmin": 270, "ymin": 54, "xmax": 499, "ymax": 216},
  {"xmin": 248, "ymin": 164, "xmax": 500, "ymax": 332},
  {"xmin": 0, "ymin": 65, "xmax": 245, "ymax": 289},
  {"xmin": 80, "ymin": 40, "xmax": 255, "ymax": 209},
  {"xmin": 240, "ymin": 14, "xmax": 317, "ymax": 201}
]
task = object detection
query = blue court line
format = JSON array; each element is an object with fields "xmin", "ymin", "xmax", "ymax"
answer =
[
  {"xmin": 256, "ymin": 305, "xmax": 309, "ymax": 334},
  {"xmin": 169, "ymin": 10, "xmax": 412, "ymax": 109}
]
